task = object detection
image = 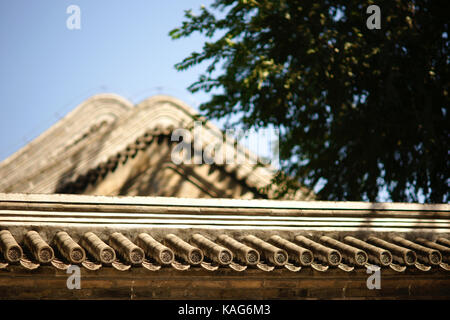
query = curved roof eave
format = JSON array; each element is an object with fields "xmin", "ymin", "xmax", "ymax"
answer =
[{"xmin": 0, "ymin": 94, "xmax": 300, "ymax": 198}]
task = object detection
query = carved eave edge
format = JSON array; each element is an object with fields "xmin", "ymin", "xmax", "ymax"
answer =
[
  {"xmin": 1, "ymin": 193, "xmax": 449, "ymax": 240},
  {"xmin": 0, "ymin": 94, "xmax": 310, "ymax": 199}
]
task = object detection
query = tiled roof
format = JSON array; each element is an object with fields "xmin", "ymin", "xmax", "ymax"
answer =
[
  {"xmin": 0, "ymin": 94, "xmax": 313, "ymax": 200},
  {"xmin": 1, "ymin": 229, "xmax": 449, "ymax": 273},
  {"xmin": 54, "ymin": 126, "xmax": 269, "ymax": 198},
  {"xmin": 1, "ymin": 194, "xmax": 449, "ymax": 278}
]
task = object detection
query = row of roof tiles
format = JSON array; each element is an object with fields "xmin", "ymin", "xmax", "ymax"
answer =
[{"xmin": 0, "ymin": 229, "xmax": 449, "ymax": 273}]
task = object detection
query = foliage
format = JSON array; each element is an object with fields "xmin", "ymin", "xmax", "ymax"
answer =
[{"xmin": 170, "ymin": 0, "xmax": 449, "ymax": 202}]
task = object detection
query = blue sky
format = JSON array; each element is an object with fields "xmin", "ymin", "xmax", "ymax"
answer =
[{"xmin": 0, "ymin": 0, "xmax": 217, "ymax": 161}]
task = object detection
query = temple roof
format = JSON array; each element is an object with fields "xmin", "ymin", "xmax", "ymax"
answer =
[
  {"xmin": 0, "ymin": 193, "xmax": 449, "ymax": 299},
  {"xmin": 1, "ymin": 193, "xmax": 449, "ymax": 270},
  {"xmin": 0, "ymin": 95, "xmax": 448, "ymax": 299},
  {"xmin": 0, "ymin": 94, "xmax": 313, "ymax": 200}
]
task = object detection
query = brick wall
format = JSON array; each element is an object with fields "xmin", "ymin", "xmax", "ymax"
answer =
[{"xmin": 1, "ymin": 265, "xmax": 449, "ymax": 299}]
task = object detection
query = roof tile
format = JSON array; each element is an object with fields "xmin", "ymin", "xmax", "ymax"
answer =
[{"xmin": 0, "ymin": 229, "xmax": 449, "ymax": 274}]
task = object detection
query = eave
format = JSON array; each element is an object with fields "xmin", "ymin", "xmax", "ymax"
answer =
[{"xmin": 0, "ymin": 193, "xmax": 449, "ymax": 300}]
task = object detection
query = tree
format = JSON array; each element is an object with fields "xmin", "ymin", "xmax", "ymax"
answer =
[{"xmin": 170, "ymin": 0, "xmax": 449, "ymax": 203}]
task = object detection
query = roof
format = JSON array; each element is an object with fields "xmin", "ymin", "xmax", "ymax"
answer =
[
  {"xmin": 0, "ymin": 94, "xmax": 313, "ymax": 200},
  {"xmin": 1, "ymin": 193, "xmax": 449, "ymax": 299},
  {"xmin": 0, "ymin": 93, "xmax": 448, "ymax": 298},
  {"xmin": 1, "ymin": 193, "xmax": 449, "ymax": 272}
]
